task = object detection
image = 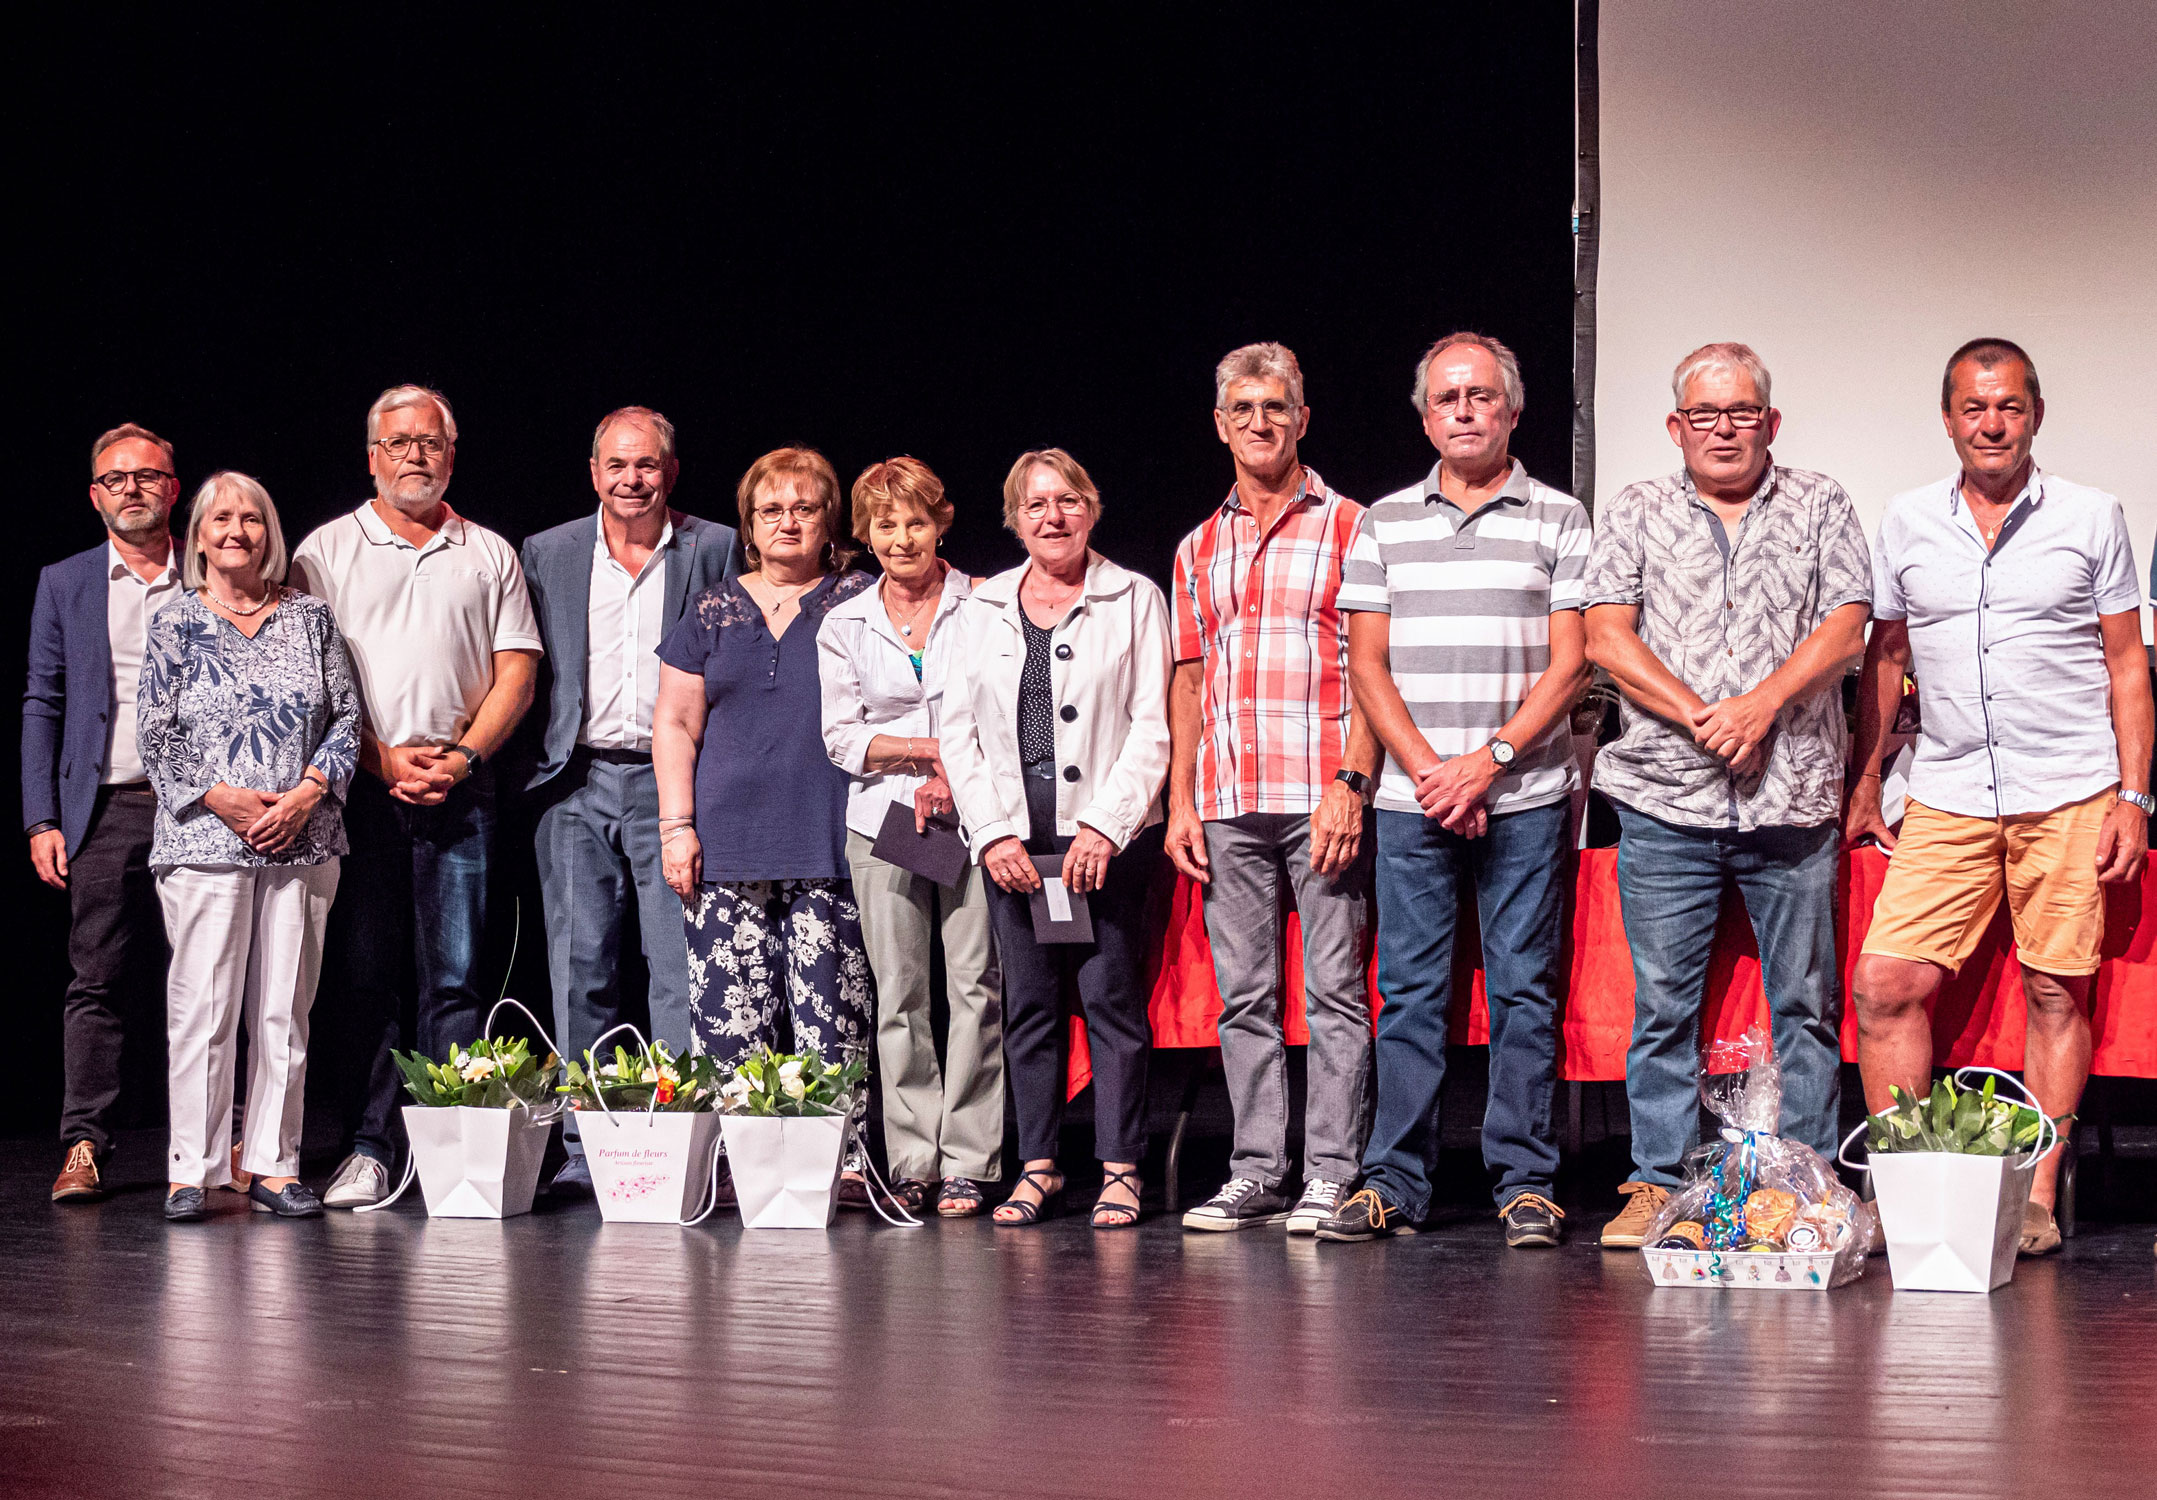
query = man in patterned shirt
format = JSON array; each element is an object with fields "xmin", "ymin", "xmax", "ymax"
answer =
[
  {"xmin": 1166, "ymin": 342, "xmax": 1382, "ymax": 1236},
  {"xmin": 1582, "ymin": 342, "xmax": 1871, "ymax": 1249},
  {"xmin": 1316, "ymin": 332, "xmax": 1592, "ymax": 1247}
]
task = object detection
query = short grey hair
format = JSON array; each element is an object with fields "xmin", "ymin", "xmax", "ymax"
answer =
[
  {"xmin": 365, "ymin": 384, "xmax": 459, "ymax": 448},
  {"xmin": 1671, "ymin": 342, "xmax": 1772, "ymax": 408},
  {"xmin": 181, "ymin": 471, "xmax": 288, "ymax": 590},
  {"xmin": 90, "ymin": 422, "xmax": 176, "ymax": 475},
  {"xmin": 1412, "ymin": 332, "xmax": 1524, "ymax": 415},
  {"xmin": 1214, "ymin": 342, "xmax": 1305, "ymax": 409},
  {"xmin": 591, "ymin": 405, "xmax": 678, "ymax": 470}
]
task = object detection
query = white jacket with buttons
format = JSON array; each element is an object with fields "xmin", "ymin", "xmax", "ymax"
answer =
[{"xmin": 940, "ymin": 552, "xmax": 1171, "ymax": 853}]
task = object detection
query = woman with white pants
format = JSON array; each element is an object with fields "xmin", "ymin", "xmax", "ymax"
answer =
[{"xmin": 137, "ymin": 472, "xmax": 361, "ymax": 1222}]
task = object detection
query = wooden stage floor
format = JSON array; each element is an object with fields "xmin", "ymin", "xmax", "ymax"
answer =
[{"xmin": 3, "ymin": 1130, "xmax": 2153, "ymax": 1500}]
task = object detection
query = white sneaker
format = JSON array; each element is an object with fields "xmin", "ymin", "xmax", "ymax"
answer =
[
  {"xmin": 323, "ymin": 1153, "xmax": 390, "ymax": 1209},
  {"xmin": 1285, "ymin": 1176, "xmax": 1347, "ymax": 1235}
]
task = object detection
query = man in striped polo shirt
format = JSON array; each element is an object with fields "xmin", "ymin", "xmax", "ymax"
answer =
[
  {"xmin": 1165, "ymin": 342, "xmax": 1382, "ymax": 1236},
  {"xmin": 1316, "ymin": 331, "xmax": 1592, "ymax": 1246}
]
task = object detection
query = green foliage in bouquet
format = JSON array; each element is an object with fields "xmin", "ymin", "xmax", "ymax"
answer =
[
  {"xmin": 717, "ymin": 1046, "xmax": 866, "ymax": 1117},
  {"xmin": 1865, "ymin": 1074, "xmax": 2048, "ymax": 1156},
  {"xmin": 559, "ymin": 1041, "xmax": 721, "ymax": 1112},
  {"xmin": 394, "ymin": 1036, "xmax": 561, "ymax": 1109}
]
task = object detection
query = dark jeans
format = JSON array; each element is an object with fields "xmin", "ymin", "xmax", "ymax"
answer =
[
  {"xmin": 1612, "ymin": 802, "xmax": 1842, "ymax": 1184},
  {"xmin": 60, "ymin": 785, "xmax": 169, "ymax": 1154},
  {"xmin": 986, "ymin": 766, "xmax": 1159, "ymax": 1164},
  {"xmin": 1363, "ymin": 800, "xmax": 1569, "ymax": 1217},
  {"xmin": 329, "ymin": 770, "xmax": 495, "ymax": 1165}
]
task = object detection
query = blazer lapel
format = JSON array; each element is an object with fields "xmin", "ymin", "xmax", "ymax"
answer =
[{"xmin": 663, "ymin": 514, "xmax": 696, "ymax": 626}]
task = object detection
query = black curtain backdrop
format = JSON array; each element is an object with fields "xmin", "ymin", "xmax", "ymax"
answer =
[{"xmin": 8, "ymin": 10, "xmax": 1576, "ymax": 1133}]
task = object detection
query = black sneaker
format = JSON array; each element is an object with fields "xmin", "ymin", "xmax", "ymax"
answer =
[
  {"xmin": 1314, "ymin": 1186, "xmax": 1415, "ymax": 1242},
  {"xmin": 1500, "ymin": 1191, "xmax": 1565, "ymax": 1248},
  {"xmin": 1181, "ymin": 1176, "xmax": 1291, "ymax": 1231}
]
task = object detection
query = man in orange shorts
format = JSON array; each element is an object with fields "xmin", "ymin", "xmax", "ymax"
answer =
[{"xmin": 1847, "ymin": 338, "xmax": 2152, "ymax": 1255}]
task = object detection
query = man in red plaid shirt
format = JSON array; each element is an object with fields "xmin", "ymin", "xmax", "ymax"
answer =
[{"xmin": 1167, "ymin": 342, "xmax": 1382, "ymax": 1235}]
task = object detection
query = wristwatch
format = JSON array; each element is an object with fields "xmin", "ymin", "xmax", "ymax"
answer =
[
  {"xmin": 447, "ymin": 743, "xmax": 482, "ymax": 776},
  {"xmin": 2118, "ymin": 789, "xmax": 2155, "ymax": 816},
  {"xmin": 1487, "ymin": 737, "xmax": 1517, "ymax": 769},
  {"xmin": 1334, "ymin": 768, "xmax": 1372, "ymax": 798}
]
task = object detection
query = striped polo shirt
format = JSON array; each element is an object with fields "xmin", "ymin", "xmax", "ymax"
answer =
[{"xmin": 1337, "ymin": 459, "xmax": 1591, "ymax": 816}]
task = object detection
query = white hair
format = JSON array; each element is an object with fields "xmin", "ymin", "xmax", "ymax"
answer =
[
  {"xmin": 1214, "ymin": 342, "xmax": 1305, "ymax": 409},
  {"xmin": 1671, "ymin": 342, "xmax": 1772, "ymax": 408},
  {"xmin": 1412, "ymin": 332, "xmax": 1524, "ymax": 415},
  {"xmin": 365, "ymin": 384, "xmax": 459, "ymax": 447},
  {"xmin": 182, "ymin": 471, "xmax": 288, "ymax": 590}
]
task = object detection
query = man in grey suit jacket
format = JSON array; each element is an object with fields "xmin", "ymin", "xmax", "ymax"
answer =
[
  {"xmin": 521, "ymin": 406, "xmax": 741, "ymax": 1190},
  {"xmin": 23, "ymin": 423, "xmax": 183, "ymax": 1202}
]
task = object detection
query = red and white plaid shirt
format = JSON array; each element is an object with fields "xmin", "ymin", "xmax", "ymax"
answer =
[{"xmin": 1171, "ymin": 468, "xmax": 1362, "ymax": 820}]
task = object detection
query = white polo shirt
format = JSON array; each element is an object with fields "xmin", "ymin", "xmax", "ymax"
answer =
[{"xmin": 291, "ymin": 501, "xmax": 543, "ymax": 747}]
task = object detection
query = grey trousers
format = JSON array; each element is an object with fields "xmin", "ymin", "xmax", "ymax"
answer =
[
  {"xmin": 845, "ymin": 830, "xmax": 1005, "ymax": 1182},
  {"xmin": 535, "ymin": 754, "xmax": 692, "ymax": 1149},
  {"xmin": 1200, "ymin": 811, "xmax": 1374, "ymax": 1186}
]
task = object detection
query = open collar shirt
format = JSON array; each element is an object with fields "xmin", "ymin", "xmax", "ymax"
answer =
[
  {"xmin": 1871, "ymin": 466, "xmax": 2140, "ymax": 819},
  {"xmin": 1582, "ymin": 465, "xmax": 1872, "ymax": 831},
  {"xmin": 1170, "ymin": 468, "xmax": 1362, "ymax": 820},
  {"xmin": 102, "ymin": 541, "xmax": 182, "ymax": 784},
  {"xmin": 581, "ymin": 509, "xmax": 673, "ymax": 750}
]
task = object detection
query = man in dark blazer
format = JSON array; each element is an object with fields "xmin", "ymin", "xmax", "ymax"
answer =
[
  {"xmin": 24, "ymin": 423, "xmax": 184, "ymax": 1202},
  {"xmin": 520, "ymin": 406, "xmax": 741, "ymax": 1191}
]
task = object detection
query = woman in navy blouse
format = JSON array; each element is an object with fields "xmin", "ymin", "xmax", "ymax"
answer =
[
  {"xmin": 654, "ymin": 447, "xmax": 877, "ymax": 1197},
  {"xmin": 137, "ymin": 472, "xmax": 361, "ymax": 1223}
]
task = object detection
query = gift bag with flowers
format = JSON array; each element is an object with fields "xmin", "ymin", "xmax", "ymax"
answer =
[
  {"xmin": 392, "ymin": 1028, "xmax": 563, "ymax": 1219},
  {"xmin": 717, "ymin": 1046, "xmax": 868, "ymax": 1229},
  {"xmin": 560, "ymin": 1032, "xmax": 726, "ymax": 1224}
]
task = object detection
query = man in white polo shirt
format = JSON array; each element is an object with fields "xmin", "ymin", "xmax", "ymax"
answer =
[
  {"xmin": 1316, "ymin": 332, "xmax": 1592, "ymax": 1246},
  {"xmin": 292, "ymin": 384, "xmax": 542, "ymax": 1208},
  {"xmin": 1847, "ymin": 338, "xmax": 2151, "ymax": 1257}
]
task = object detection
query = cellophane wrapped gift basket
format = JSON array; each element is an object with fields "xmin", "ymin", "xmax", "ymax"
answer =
[{"xmin": 1641, "ymin": 1029, "xmax": 1876, "ymax": 1291}]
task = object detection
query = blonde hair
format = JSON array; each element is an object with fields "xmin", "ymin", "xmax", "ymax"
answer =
[
  {"xmin": 736, "ymin": 446, "xmax": 853, "ymax": 571},
  {"xmin": 999, "ymin": 448, "xmax": 1102, "ymax": 534},
  {"xmin": 182, "ymin": 471, "xmax": 288, "ymax": 590},
  {"xmin": 851, "ymin": 456, "xmax": 954, "ymax": 541}
]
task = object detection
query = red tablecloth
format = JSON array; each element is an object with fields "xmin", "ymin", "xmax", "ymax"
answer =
[{"xmin": 1064, "ymin": 846, "xmax": 2157, "ymax": 1096}]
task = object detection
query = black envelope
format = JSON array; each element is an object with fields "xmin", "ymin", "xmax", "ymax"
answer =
[
  {"xmin": 1027, "ymin": 853, "xmax": 1094, "ymax": 943},
  {"xmin": 869, "ymin": 799, "xmax": 969, "ymax": 886}
]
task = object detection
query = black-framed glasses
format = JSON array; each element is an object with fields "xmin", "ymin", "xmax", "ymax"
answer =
[
  {"xmin": 93, "ymin": 468, "xmax": 175, "ymax": 493},
  {"xmin": 1676, "ymin": 404, "xmax": 1767, "ymax": 431},
  {"xmin": 374, "ymin": 434, "xmax": 450, "ymax": 458},
  {"xmin": 1224, "ymin": 399, "xmax": 1298, "ymax": 428}
]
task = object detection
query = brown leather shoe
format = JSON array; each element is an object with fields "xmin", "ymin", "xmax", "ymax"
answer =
[
  {"xmin": 1599, "ymin": 1180, "xmax": 1670, "ymax": 1249},
  {"xmin": 52, "ymin": 1140, "xmax": 106, "ymax": 1203},
  {"xmin": 2018, "ymin": 1199, "xmax": 2062, "ymax": 1257}
]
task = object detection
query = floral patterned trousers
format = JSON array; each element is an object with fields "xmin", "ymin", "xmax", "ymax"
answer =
[{"xmin": 684, "ymin": 878, "xmax": 875, "ymax": 1136}]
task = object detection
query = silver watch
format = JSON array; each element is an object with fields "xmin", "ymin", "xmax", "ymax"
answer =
[
  {"xmin": 1487, "ymin": 737, "xmax": 1517, "ymax": 769},
  {"xmin": 2118, "ymin": 789, "xmax": 2155, "ymax": 816}
]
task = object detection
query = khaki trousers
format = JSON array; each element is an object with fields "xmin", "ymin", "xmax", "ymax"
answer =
[{"xmin": 845, "ymin": 831, "xmax": 1004, "ymax": 1181}]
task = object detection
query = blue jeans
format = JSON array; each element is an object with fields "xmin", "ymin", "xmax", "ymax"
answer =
[
  {"xmin": 1363, "ymin": 800, "xmax": 1569, "ymax": 1218},
  {"xmin": 1612, "ymin": 802, "xmax": 1842, "ymax": 1185},
  {"xmin": 333, "ymin": 770, "xmax": 495, "ymax": 1165}
]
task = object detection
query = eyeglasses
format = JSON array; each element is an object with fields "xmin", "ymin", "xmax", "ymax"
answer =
[
  {"xmin": 752, "ymin": 502, "xmax": 824, "ymax": 525},
  {"xmin": 93, "ymin": 468, "xmax": 175, "ymax": 493},
  {"xmin": 1018, "ymin": 494, "xmax": 1090, "ymax": 522},
  {"xmin": 1675, "ymin": 404, "xmax": 1767, "ymax": 431},
  {"xmin": 374, "ymin": 434, "xmax": 450, "ymax": 458},
  {"xmin": 1427, "ymin": 388, "xmax": 1504, "ymax": 415},
  {"xmin": 1224, "ymin": 399, "xmax": 1298, "ymax": 428}
]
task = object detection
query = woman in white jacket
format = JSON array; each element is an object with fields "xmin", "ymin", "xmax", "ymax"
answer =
[{"xmin": 940, "ymin": 449, "xmax": 1171, "ymax": 1228}]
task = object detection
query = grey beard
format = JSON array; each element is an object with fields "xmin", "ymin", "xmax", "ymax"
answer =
[
  {"xmin": 103, "ymin": 508, "xmax": 170, "ymax": 546},
  {"xmin": 376, "ymin": 475, "xmax": 447, "ymax": 514}
]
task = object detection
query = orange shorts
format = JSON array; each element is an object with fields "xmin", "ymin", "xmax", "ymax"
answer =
[{"xmin": 1861, "ymin": 787, "xmax": 2115, "ymax": 977}]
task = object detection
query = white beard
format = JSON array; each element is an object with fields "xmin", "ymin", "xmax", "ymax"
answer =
[{"xmin": 376, "ymin": 473, "xmax": 447, "ymax": 515}]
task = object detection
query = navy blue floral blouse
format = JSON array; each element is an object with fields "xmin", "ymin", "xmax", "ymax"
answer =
[{"xmin": 137, "ymin": 590, "xmax": 363, "ymax": 868}]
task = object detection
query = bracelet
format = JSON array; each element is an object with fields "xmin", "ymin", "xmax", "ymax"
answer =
[
  {"xmin": 659, "ymin": 814, "xmax": 694, "ymax": 825},
  {"xmin": 663, "ymin": 826, "xmax": 697, "ymax": 843},
  {"xmin": 1854, "ymin": 771, "xmax": 1882, "ymax": 780},
  {"xmin": 301, "ymin": 770, "xmax": 330, "ymax": 792}
]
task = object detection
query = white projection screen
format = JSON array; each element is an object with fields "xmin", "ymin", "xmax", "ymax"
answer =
[{"xmin": 1592, "ymin": 0, "xmax": 2157, "ymax": 629}]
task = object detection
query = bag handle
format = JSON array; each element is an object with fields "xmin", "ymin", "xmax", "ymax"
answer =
[
  {"xmin": 579, "ymin": 1021, "xmax": 671, "ymax": 1125},
  {"xmin": 1837, "ymin": 1069, "xmax": 2059, "ymax": 1172},
  {"xmin": 843, "ymin": 1114, "xmax": 923, "ymax": 1229},
  {"xmin": 481, "ymin": 996, "xmax": 568, "ymax": 1124}
]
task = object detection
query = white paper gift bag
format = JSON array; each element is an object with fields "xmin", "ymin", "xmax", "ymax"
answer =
[
  {"xmin": 579, "ymin": 1109, "xmax": 724, "ymax": 1223},
  {"xmin": 720, "ymin": 1112, "xmax": 848, "ymax": 1228},
  {"xmin": 1868, "ymin": 1150, "xmax": 2036, "ymax": 1293},
  {"xmin": 404, "ymin": 1104, "xmax": 554, "ymax": 1219}
]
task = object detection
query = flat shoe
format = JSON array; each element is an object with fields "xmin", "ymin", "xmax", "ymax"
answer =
[
  {"xmin": 164, "ymin": 1187, "xmax": 208, "ymax": 1223},
  {"xmin": 249, "ymin": 1180, "xmax": 325, "ymax": 1218}
]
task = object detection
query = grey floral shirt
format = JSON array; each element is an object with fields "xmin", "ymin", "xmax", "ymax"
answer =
[
  {"xmin": 1582, "ymin": 466, "xmax": 1872, "ymax": 830},
  {"xmin": 137, "ymin": 590, "xmax": 363, "ymax": 867}
]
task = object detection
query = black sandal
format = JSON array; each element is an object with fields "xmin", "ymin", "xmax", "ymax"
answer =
[
  {"xmin": 992, "ymin": 1168, "xmax": 1064, "ymax": 1225},
  {"xmin": 937, "ymin": 1177, "xmax": 985, "ymax": 1218},
  {"xmin": 1091, "ymin": 1168, "xmax": 1143, "ymax": 1230}
]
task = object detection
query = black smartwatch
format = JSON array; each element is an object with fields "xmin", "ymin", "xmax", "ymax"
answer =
[
  {"xmin": 1334, "ymin": 768, "xmax": 1372, "ymax": 798},
  {"xmin": 447, "ymin": 743, "xmax": 482, "ymax": 776}
]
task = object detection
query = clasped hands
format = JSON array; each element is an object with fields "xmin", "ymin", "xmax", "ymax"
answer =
[
  {"xmin": 378, "ymin": 743, "xmax": 470, "ymax": 806},
  {"xmin": 204, "ymin": 777, "xmax": 325, "ymax": 855},
  {"xmin": 1689, "ymin": 687, "xmax": 1778, "ymax": 777}
]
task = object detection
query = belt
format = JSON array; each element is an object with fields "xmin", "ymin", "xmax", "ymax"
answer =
[
  {"xmin": 578, "ymin": 746, "xmax": 654, "ymax": 766},
  {"xmin": 102, "ymin": 780, "xmax": 155, "ymax": 795}
]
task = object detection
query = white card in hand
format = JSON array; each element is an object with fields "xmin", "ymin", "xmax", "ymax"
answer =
[{"xmin": 1042, "ymin": 877, "xmax": 1073, "ymax": 922}]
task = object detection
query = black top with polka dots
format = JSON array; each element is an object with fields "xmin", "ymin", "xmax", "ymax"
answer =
[{"xmin": 1017, "ymin": 610, "xmax": 1056, "ymax": 767}]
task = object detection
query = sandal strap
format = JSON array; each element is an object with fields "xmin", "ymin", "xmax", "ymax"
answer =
[{"xmin": 1100, "ymin": 1168, "xmax": 1142, "ymax": 1191}]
